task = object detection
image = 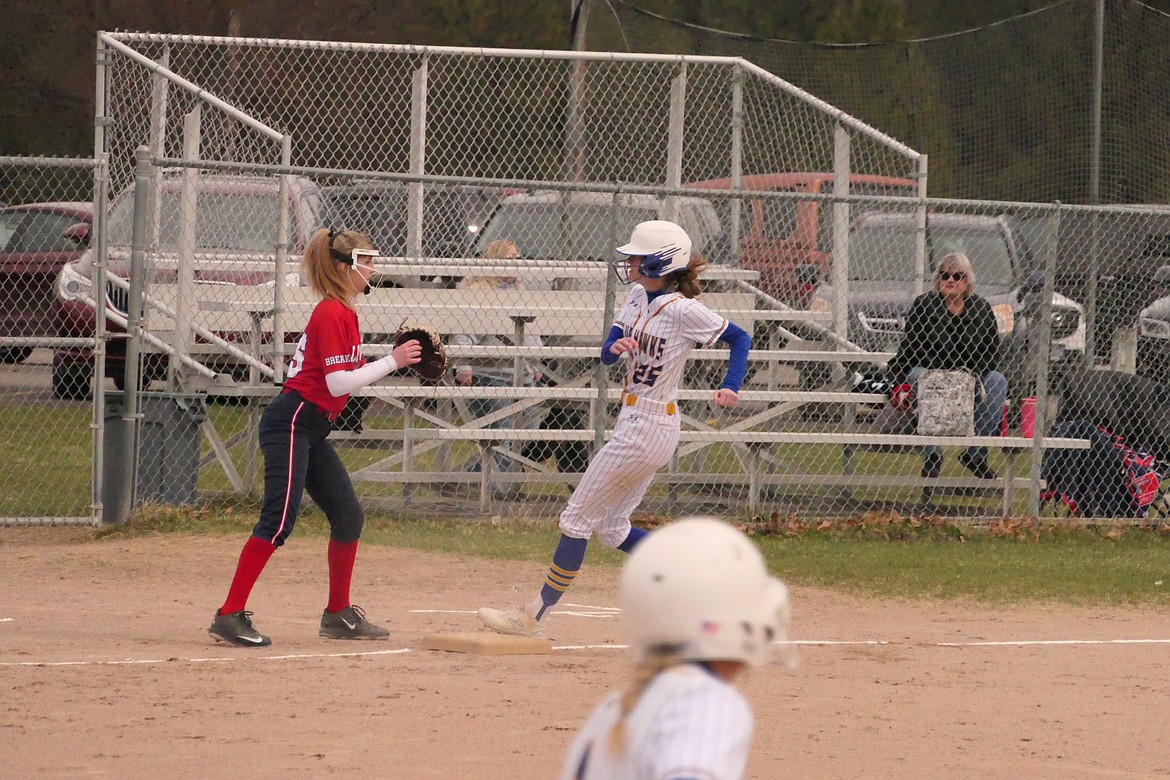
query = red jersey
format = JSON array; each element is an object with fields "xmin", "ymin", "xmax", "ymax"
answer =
[{"xmin": 283, "ymin": 298, "xmax": 364, "ymax": 417}]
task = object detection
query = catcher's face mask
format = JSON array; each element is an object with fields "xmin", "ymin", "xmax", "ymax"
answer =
[
  {"xmin": 347, "ymin": 248, "xmax": 379, "ymax": 274},
  {"xmin": 611, "ymin": 255, "xmax": 642, "ymax": 285},
  {"xmin": 337, "ymin": 248, "xmax": 378, "ymax": 294},
  {"xmin": 328, "ymin": 234, "xmax": 378, "ymax": 269}
]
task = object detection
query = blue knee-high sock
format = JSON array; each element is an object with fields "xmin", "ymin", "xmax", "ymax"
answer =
[
  {"xmin": 536, "ymin": 535, "xmax": 588, "ymax": 620},
  {"xmin": 617, "ymin": 526, "xmax": 648, "ymax": 553}
]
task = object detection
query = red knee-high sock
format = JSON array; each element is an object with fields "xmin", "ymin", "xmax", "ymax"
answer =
[
  {"xmin": 326, "ymin": 539, "xmax": 359, "ymax": 613},
  {"xmin": 220, "ymin": 537, "xmax": 277, "ymax": 614}
]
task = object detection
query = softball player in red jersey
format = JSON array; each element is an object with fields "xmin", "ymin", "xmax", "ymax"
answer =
[
  {"xmin": 560, "ymin": 517, "xmax": 793, "ymax": 780},
  {"xmin": 478, "ymin": 221, "xmax": 752, "ymax": 639},
  {"xmin": 209, "ymin": 228, "xmax": 422, "ymax": 647}
]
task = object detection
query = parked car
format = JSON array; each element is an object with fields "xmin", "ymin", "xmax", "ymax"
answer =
[
  {"xmin": 806, "ymin": 211, "xmax": 1086, "ymax": 398},
  {"xmin": 51, "ymin": 173, "xmax": 324, "ymax": 399},
  {"xmin": 321, "ymin": 180, "xmax": 505, "ymax": 288},
  {"xmin": 471, "ymin": 189, "xmax": 723, "ymax": 291},
  {"xmin": 686, "ymin": 172, "xmax": 919, "ymax": 307},
  {"xmin": 469, "ymin": 189, "xmax": 726, "ymax": 402},
  {"xmin": 1017, "ymin": 206, "xmax": 1170, "ymax": 363},
  {"xmin": 1138, "ymin": 265, "xmax": 1170, "ymax": 383},
  {"xmin": 0, "ymin": 201, "xmax": 93, "ymax": 363}
]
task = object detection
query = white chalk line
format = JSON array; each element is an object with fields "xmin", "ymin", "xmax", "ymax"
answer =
[
  {"xmin": 410, "ymin": 603, "xmax": 620, "ymax": 619},
  {"xmin": 0, "ymin": 647, "xmax": 412, "ymax": 668},
  {"xmin": 938, "ymin": 638, "xmax": 1170, "ymax": 647},
  {"xmin": 6, "ymin": 637, "xmax": 1170, "ymax": 669},
  {"xmin": 6, "ymin": 603, "xmax": 1170, "ymax": 668}
]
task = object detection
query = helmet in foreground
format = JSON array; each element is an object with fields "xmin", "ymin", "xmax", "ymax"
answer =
[
  {"xmin": 613, "ymin": 220, "xmax": 693, "ymax": 283},
  {"xmin": 620, "ymin": 517, "xmax": 792, "ymax": 667}
]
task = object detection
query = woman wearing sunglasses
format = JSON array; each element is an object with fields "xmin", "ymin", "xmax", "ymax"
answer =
[
  {"xmin": 886, "ymin": 251, "xmax": 1008, "ymax": 497},
  {"xmin": 208, "ymin": 228, "xmax": 423, "ymax": 647}
]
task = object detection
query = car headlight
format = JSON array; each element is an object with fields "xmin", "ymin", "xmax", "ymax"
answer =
[
  {"xmin": 1049, "ymin": 306, "xmax": 1080, "ymax": 341},
  {"xmin": 1140, "ymin": 316, "xmax": 1170, "ymax": 340},
  {"xmin": 56, "ymin": 263, "xmax": 92, "ymax": 301}
]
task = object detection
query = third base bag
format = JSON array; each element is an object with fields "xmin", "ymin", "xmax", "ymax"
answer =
[{"xmin": 916, "ymin": 369, "xmax": 976, "ymax": 437}]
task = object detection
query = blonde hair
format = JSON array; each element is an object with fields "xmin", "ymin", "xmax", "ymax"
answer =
[
  {"xmin": 483, "ymin": 239, "xmax": 520, "ymax": 260},
  {"xmin": 932, "ymin": 251, "xmax": 976, "ymax": 299},
  {"xmin": 302, "ymin": 228, "xmax": 374, "ymax": 309},
  {"xmin": 667, "ymin": 253, "xmax": 707, "ymax": 299},
  {"xmin": 606, "ymin": 657, "xmax": 685, "ymax": 756},
  {"xmin": 462, "ymin": 238, "xmax": 522, "ymax": 290}
]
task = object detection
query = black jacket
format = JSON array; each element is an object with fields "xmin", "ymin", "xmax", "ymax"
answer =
[{"xmin": 887, "ymin": 291, "xmax": 1001, "ymax": 384}]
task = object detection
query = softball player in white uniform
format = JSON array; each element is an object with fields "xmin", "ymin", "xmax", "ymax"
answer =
[
  {"xmin": 479, "ymin": 221, "xmax": 752, "ymax": 639},
  {"xmin": 560, "ymin": 517, "xmax": 793, "ymax": 780}
]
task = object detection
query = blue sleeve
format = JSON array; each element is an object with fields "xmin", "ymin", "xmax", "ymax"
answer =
[
  {"xmin": 600, "ymin": 324, "xmax": 625, "ymax": 365},
  {"xmin": 717, "ymin": 322, "xmax": 751, "ymax": 392}
]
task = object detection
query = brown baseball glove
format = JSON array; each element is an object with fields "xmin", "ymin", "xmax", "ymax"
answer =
[{"xmin": 395, "ymin": 322, "xmax": 448, "ymax": 383}]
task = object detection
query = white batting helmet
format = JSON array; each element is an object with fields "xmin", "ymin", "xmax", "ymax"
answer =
[
  {"xmin": 615, "ymin": 220, "xmax": 693, "ymax": 279},
  {"xmin": 620, "ymin": 517, "xmax": 792, "ymax": 668}
]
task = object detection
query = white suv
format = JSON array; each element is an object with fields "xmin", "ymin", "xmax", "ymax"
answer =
[
  {"xmin": 806, "ymin": 211, "xmax": 1086, "ymax": 397},
  {"xmin": 472, "ymin": 190, "xmax": 723, "ymax": 291}
]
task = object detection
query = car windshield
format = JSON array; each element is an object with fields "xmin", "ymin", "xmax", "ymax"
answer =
[
  {"xmin": 106, "ymin": 190, "xmax": 289, "ymax": 252},
  {"xmin": 848, "ymin": 223, "xmax": 1015, "ymax": 286},
  {"xmin": 476, "ymin": 203, "xmax": 660, "ymax": 259},
  {"xmin": 815, "ymin": 181, "xmax": 917, "ymax": 252},
  {"xmin": 324, "ymin": 186, "xmax": 491, "ymax": 257},
  {"xmin": 0, "ymin": 210, "xmax": 21, "ymax": 250}
]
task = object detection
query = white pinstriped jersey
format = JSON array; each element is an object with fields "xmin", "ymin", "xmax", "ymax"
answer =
[
  {"xmin": 559, "ymin": 664, "xmax": 754, "ymax": 780},
  {"xmin": 616, "ymin": 287, "xmax": 729, "ymax": 404}
]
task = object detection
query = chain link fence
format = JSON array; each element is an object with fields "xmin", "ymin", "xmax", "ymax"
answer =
[
  {"xmin": 0, "ymin": 156, "xmax": 101, "ymax": 526},
  {"xmin": 584, "ymin": 0, "xmax": 1170, "ymax": 205},
  {"xmin": 2, "ymin": 33, "xmax": 1167, "ymax": 525},
  {"xmin": 73, "ymin": 155, "xmax": 1170, "ymax": 525}
]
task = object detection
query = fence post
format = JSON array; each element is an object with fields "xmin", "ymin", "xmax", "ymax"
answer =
[
  {"xmin": 594, "ymin": 189, "xmax": 623, "ymax": 455},
  {"xmin": 729, "ymin": 63, "xmax": 743, "ymax": 264},
  {"xmin": 106, "ymin": 146, "xmax": 154, "ymax": 524},
  {"xmin": 1028, "ymin": 203, "xmax": 1062, "ymax": 518},
  {"xmin": 664, "ymin": 62, "xmax": 687, "ymax": 223},
  {"xmin": 173, "ymin": 107, "xmax": 201, "ymax": 390},
  {"xmin": 272, "ymin": 134, "xmax": 292, "ymax": 383},
  {"xmin": 90, "ymin": 154, "xmax": 109, "ymax": 525},
  {"xmin": 408, "ymin": 55, "xmax": 428, "ymax": 272}
]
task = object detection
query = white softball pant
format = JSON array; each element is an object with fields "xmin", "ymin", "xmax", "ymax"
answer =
[{"xmin": 558, "ymin": 405, "xmax": 681, "ymax": 547}]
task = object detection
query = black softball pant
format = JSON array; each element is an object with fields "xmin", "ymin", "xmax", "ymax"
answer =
[{"xmin": 250, "ymin": 390, "xmax": 364, "ymax": 547}]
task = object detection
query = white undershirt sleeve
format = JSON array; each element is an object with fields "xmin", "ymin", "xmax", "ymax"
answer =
[{"xmin": 324, "ymin": 354, "xmax": 399, "ymax": 397}]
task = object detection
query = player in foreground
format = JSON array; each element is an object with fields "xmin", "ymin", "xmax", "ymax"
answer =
[
  {"xmin": 208, "ymin": 228, "xmax": 422, "ymax": 647},
  {"xmin": 478, "ymin": 220, "xmax": 752, "ymax": 638},
  {"xmin": 560, "ymin": 517, "xmax": 793, "ymax": 780}
]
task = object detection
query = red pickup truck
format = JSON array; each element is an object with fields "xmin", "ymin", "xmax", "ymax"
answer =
[{"xmin": 687, "ymin": 172, "xmax": 918, "ymax": 307}]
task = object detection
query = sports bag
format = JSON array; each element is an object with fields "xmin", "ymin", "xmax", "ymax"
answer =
[{"xmin": 915, "ymin": 369, "xmax": 976, "ymax": 437}]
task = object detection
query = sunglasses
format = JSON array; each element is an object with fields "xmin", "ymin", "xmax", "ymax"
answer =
[{"xmin": 939, "ymin": 271, "xmax": 966, "ymax": 282}]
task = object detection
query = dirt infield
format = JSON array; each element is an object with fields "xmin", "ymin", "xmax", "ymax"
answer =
[{"xmin": 3, "ymin": 528, "xmax": 1169, "ymax": 779}]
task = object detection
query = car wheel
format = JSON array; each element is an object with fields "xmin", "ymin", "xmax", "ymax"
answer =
[
  {"xmin": 113, "ymin": 360, "xmax": 165, "ymax": 392},
  {"xmin": 52, "ymin": 353, "xmax": 93, "ymax": 400},
  {"xmin": 0, "ymin": 346, "xmax": 34, "ymax": 364}
]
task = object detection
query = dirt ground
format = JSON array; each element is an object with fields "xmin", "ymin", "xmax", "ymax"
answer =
[{"xmin": 2, "ymin": 528, "xmax": 1169, "ymax": 779}]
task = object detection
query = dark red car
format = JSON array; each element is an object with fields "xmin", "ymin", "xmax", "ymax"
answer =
[
  {"xmin": 0, "ymin": 202, "xmax": 92, "ymax": 363},
  {"xmin": 51, "ymin": 174, "xmax": 324, "ymax": 399}
]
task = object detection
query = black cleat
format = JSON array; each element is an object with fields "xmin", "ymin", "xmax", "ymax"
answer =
[
  {"xmin": 319, "ymin": 605, "xmax": 390, "ymax": 640},
  {"xmin": 209, "ymin": 609, "xmax": 271, "ymax": 647}
]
